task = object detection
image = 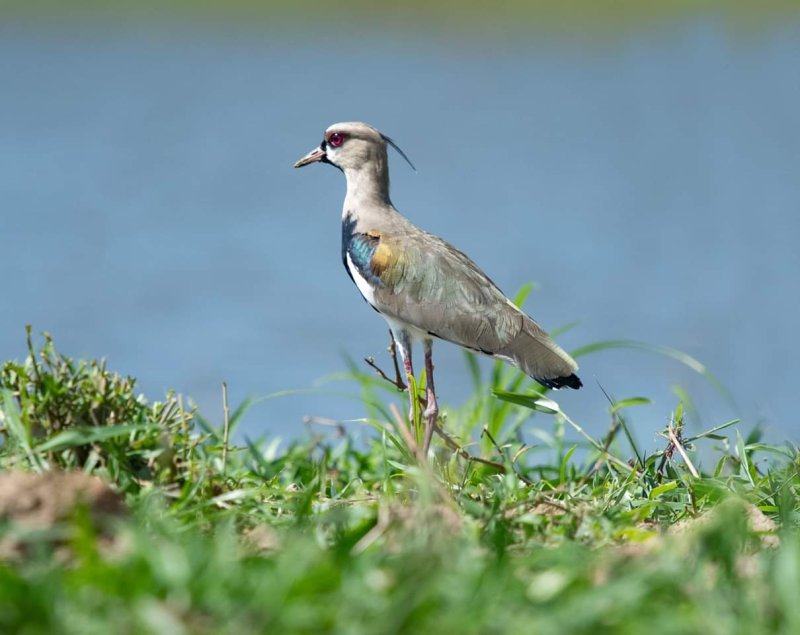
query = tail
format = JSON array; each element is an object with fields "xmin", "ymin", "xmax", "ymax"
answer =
[
  {"xmin": 499, "ymin": 316, "xmax": 582, "ymax": 390},
  {"xmin": 536, "ymin": 373, "xmax": 583, "ymax": 390}
]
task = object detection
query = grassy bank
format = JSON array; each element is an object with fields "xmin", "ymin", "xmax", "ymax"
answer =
[{"xmin": 0, "ymin": 329, "xmax": 798, "ymax": 634}]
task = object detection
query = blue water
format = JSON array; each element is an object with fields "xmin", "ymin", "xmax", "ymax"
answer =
[{"xmin": 2, "ymin": 18, "xmax": 799, "ymax": 450}]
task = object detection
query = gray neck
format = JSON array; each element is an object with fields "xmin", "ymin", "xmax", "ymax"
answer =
[{"xmin": 342, "ymin": 156, "xmax": 391, "ymax": 214}]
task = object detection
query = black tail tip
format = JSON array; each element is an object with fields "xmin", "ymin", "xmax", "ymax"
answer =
[{"xmin": 537, "ymin": 373, "xmax": 583, "ymax": 390}]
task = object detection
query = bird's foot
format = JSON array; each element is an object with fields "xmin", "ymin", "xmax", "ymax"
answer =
[
  {"xmin": 422, "ymin": 401, "xmax": 438, "ymax": 422},
  {"xmin": 421, "ymin": 392, "xmax": 439, "ymax": 456}
]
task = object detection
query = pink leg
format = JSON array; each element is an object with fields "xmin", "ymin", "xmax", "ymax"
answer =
[
  {"xmin": 391, "ymin": 328, "xmax": 416, "ymax": 424},
  {"xmin": 422, "ymin": 339, "xmax": 438, "ymax": 455}
]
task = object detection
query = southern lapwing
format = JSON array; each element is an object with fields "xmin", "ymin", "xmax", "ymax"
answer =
[{"xmin": 295, "ymin": 122, "xmax": 581, "ymax": 455}]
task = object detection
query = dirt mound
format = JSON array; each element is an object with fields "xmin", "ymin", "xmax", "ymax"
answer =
[{"xmin": 0, "ymin": 470, "xmax": 127, "ymax": 560}]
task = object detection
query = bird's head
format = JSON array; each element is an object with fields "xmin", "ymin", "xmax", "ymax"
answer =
[{"xmin": 294, "ymin": 122, "xmax": 415, "ymax": 174}]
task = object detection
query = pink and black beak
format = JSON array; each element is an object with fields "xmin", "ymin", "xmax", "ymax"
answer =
[{"xmin": 294, "ymin": 141, "xmax": 328, "ymax": 168}]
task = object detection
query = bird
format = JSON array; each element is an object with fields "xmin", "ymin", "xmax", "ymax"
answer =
[{"xmin": 294, "ymin": 122, "xmax": 581, "ymax": 455}]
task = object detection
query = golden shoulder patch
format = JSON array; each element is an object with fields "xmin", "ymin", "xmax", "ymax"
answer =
[{"xmin": 371, "ymin": 242, "xmax": 394, "ymax": 276}]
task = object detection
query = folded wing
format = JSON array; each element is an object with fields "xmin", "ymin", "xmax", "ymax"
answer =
[{"xmin": 363, "ymin": 228, "xmax": 581, "ymax": 388}]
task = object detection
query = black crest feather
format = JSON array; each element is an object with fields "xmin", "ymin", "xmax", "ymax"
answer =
[{"xmin": 381, "ymin": 134, "xmax": 416, "ymax": 172}]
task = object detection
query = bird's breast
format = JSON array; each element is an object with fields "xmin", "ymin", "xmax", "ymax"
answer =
[{"xmin": 345, "ymin": 252, "xmax": 378, "ymax": 307}]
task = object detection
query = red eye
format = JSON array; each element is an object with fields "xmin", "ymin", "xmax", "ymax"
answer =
[{"xmin": 328, "ymin": 132, "xmax": 345, "ymax": 147}]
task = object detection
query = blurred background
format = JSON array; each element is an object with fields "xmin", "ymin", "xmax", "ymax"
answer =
[{"xmin": 2, "ymin": 2, "xmax": 799, "ymax": 449}]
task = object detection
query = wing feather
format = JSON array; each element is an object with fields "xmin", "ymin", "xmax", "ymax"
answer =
[{"xmin": 369, "ymin": 229, "xmax": 579, "ymax": 383}]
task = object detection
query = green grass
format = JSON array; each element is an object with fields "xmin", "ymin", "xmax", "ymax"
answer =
[{"xmin": 1, "ymin": 326, "xmax": 798, "ymax": 634}]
